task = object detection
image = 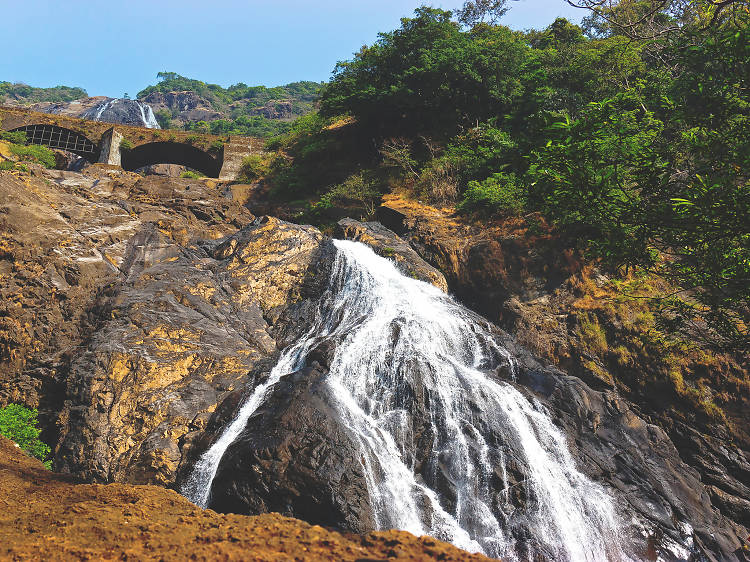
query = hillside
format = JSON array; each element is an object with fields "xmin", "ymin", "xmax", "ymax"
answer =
[
  {"xmin": 1, "ymin": 1, "xmax": 748, "ymax": 560},
  {"xmin": 137, "ymin": 72, "xmax": 322, "ymax": 136},
  {"xmin": 0, "ymin": 82, "xmax": 87, "ymax": 104},
  {"xmin": 1, "ymin": 73, "xmax": 323, "ymax": 138}
]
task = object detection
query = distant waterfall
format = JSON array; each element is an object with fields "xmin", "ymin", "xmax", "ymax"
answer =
[
  {"xmin": 92, "ymin": 99, "xmax": 115, "ymax": 120},
  {"xmin": 182, "ymin": 240, "xmax": 630, "ymax": 561},
  {"xmin": 135, "ymin": 101, "xmax": 160, "ymax": 129},
  {"xmin": 81, "ymin": 98, "xmax": 161, "ymax": 129}
]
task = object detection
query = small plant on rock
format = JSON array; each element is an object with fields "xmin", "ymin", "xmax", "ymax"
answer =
[{"xmin": 0, "ymin": 404, "xmax": 52, "ymax": 469}]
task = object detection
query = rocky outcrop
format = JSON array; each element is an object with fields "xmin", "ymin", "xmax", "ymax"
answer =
[
  {"xmin": 25, "ymin": 96, "xmax": 106, "ymax": 118},
  {"xmin": 138, "ymin": 163, "xmax": 189, "ymax": 176},
  {"xmin": 56, "ymin": 214, "xmax": 324, "ymax": 486},
  {"xmin": 2, "ymin": 166, "xmax": 748, "ymax": 561},
  {"xmin": 376, "ymin": 193, "xmax": 750, "ymax": 557},
  {"xmin": 141, "ymin": 91, "xmax": 224, "ymax": 125},
  {"xmin": 30, "ymin": 96, "xmax": 161, "ymax": 128},
  {"xmin": 0, "ymin": 165, "xmax": 253, "ymax": 467},
  {"xmin": 503, "ymin": 337, "xmax": 749, "ymax": 561},
  {"xmin": 248, "ymin": 100, "xmax": 294, "ymax": 120}
]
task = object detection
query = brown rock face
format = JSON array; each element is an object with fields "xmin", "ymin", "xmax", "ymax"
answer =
[
  {"xmin": 2, "ymin": 166, "xmax": 747, "ymax": 560},
  {"xmin": 55, "ymin": 214, "xmax": 325, "ymax": 486},
  {"xmin": 0, "ymin": 436, "xmax": 492, "ymax": 562},
  {"xmin": 0, "ymin": 165, "xmax": 324, "ymax": 487},
  {"xmin": 249, "ymin": 100, "xmax": 294, "ymax": 120},
  {"xmin": 141, "ymin": 91, "xmax": 224, "ymax": 124}
]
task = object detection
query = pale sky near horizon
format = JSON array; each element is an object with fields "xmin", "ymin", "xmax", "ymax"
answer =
[{"xmin": 0, "ymin": 0, "xmax": 584, "ymax": 98}]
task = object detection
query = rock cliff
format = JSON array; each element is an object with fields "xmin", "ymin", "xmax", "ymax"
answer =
[
  {"xmin": 376, "ymin": 192, "xmax": 750, "ymax": 539},
  {"xmin": 1, "ymin": 166, "xmax": 748, "ymax": 561},
  {"xmin": 27, "ymin": 96, "xmax": 161, "ymax": 128}
]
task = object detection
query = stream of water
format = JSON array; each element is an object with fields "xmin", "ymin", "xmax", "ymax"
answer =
[{"xmin": 182, "ymin": 240, "xmax": 629, "ymax": 561}]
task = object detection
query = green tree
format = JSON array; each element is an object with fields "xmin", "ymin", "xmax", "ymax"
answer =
[
  {"xmin": 456, "ymin": 0, "xmax": 514, "ymax": 26},
  {"xmin": 320, "ymin": 8, "xmax": 531, "ymax": 137},
  {"xmin": 527, "ymin": 93, "xmax": 664, "ymax": 269}
]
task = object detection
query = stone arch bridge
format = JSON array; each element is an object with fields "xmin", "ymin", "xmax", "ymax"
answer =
[{"xmin": 0, "ymin": 106, "xmax": 259, "ymax": 180}]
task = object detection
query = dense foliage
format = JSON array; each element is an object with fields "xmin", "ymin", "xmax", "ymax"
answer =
[
  {"xmin": 137, "ymin": 72, "xmax": 323, "ymax": 137},
  {"xmin": 267, "ymin": 2, "xmax": 749, "ymax": 350},
  {"xmin": 0, "ymin": 129, "xmax": 56, "ymax": 170},
  {"xmin": 0, "ymin": 82, "xmax": 87, "ymax": 104},
  {"xmin": 0, "ymin": 404, "xmax": 51, "ymax": 469}
]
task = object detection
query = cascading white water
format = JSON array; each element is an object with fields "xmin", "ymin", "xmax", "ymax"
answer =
[
  {"xmin": 82, "ymin": 98, "xmax": 161, "ymax": 129},
  {"xmin": 182, "ymin": 240, "xmax": 630, "ymax": 561},
  {"xmin": 135, "ymin": 101, "xmax": 160, "ymax": 129},
  {"xmin": 92, "ymin": 98, "xmax": 115, "ymax": 120}
]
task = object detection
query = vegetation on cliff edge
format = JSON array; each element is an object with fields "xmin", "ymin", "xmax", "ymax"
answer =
[{"xmin": 261, "ymin": 1, "xmax": 749, "ymax": 353}]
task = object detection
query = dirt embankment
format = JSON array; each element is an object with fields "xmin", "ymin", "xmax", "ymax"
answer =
[{"xmin": 0, "ymin": 436, "xmax": 493, "ymax": 561}]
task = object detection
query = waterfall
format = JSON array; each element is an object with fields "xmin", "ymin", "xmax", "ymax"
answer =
[
  {"xmin": 91, "ymin": 99, "xmax": 115, "ymax": 120},
  {"xmin": 135, "ymin": 101, "xmax": 160, "ymax": 129},
  {"xmin": 182, "ymin": 240, "xmax": 630, "ymax": 561},
  {"xmin": 80, "ymin": 98, "xmax": 161, "ymax": 129}
]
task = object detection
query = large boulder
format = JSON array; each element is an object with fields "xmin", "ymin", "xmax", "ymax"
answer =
[{"xmin": 208, "ymin": 363, "xmax": 376, "ymax": 533}]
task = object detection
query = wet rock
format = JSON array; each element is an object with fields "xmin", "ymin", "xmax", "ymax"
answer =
[
  {"xmin": 4, "ymin": 166, "xmax": 748, "ymax": 561},
  {"xmin": 377, "ymin": 193, "xmax": 750, "ymax": 558},
  {"xmin": 208, "ymin": 364, "xmax": 376, "ymax": 533}
]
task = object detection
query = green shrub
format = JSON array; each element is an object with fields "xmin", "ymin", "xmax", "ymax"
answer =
[
  {"xmin": 154, "ymin": 109, "xmax": 172, "ymax": 129},
  {"xmin": 415, "ymin": 156, "xmax": 460, "ymax": 204},
  {"xmin": 0, "ymin": 160, "xmax": 15, "ymax": 171},
  {"xmin": 9, "ymin": 144, "xmax": 56, "ymax": 168},
  {"xmin": 459, "ymin": 172, "xmax": 525, "ymax": 215},
  {"xmin": 0, "ymin": 404, "xmax": 52, "ymax": 469},
  {"xmin": 0, "ymin": 130, "xmax": 28, "ymax": 144},
  {"xmin": 209, "ymin": 140, "xmax": 225, "ymax": 152},
  {"xmin": 119, "ymin": 138, "xmax": 134, "ymax": 151},
  {"xmin": 238, "ymin": 153, "xmax": 270, "ymax": 182},
  {"xmin": 312, "ymin": 173, "xmax": 381, "ymax": 217},
  {"xmin": 180, "ymin": 170, "xmax": 204, "ymax": 179}
]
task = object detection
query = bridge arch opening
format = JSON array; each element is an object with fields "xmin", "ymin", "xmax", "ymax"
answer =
[
  {"xmin": 121, "ymin": 142, "xmax": 221, "ymax": 178},
  {"xmin": 11, "ymin": 124, "xmax": 98, "ymax": 162}
]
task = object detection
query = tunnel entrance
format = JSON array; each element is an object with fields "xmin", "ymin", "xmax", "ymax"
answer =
[
  {"xmin": 12, "ymin": 124, "xmax": 99, "ymax": 162},
  {"xmin": 121, "ymin": 142, "xmax": 222, "ymax": 178}
]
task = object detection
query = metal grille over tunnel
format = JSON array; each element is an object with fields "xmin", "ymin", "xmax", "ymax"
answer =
[{"xmin": 12, "ymin": 124, "xmax": 98, "ymax": 160}]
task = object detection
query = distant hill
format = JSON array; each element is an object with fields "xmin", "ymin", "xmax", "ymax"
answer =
[
  {"xmin": 137, "ymin": 72, "xmax": 323, "ymax": 137},
  {"xmin": 0, "ymin": 82, "xmax": 88, "ymax": 104},
  {"xmin": 1, "ymin": 73, "xmax": 324, "ymax": 138}
]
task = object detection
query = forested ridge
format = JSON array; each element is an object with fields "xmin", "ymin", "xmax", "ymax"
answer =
[
  {"xmin": 259, "ymin": 0, "xmax": 748, "ymax": 353},
  {"xmin": 137, "ymin": 72, "xmax": 323, "ymax": 136}
]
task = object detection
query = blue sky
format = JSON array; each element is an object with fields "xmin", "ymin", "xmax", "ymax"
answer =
[{"xmin": 0, "ymin": 0, "xmax": 584, "ymax": 98}]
